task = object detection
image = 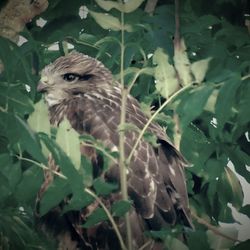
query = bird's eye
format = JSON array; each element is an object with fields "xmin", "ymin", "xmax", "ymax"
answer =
[{"xmin": 63, "ymin": 73, "xmax": 79, "ymax": 82}]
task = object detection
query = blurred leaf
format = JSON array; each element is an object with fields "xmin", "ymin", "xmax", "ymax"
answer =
[
  {"xmin": 93, "ymin": 178, "xmax": 118, "ymax": 195},
  {"xmin": 81, "ymin": 154, "xmax": 93, "ymax": 187},
  {"xmin": 153, "ymin": 48, "xmax": 178, "ymax": 98},
  {"xmin": 231, "ymin": 240, "xmax": 250, "ymax": 250},
  {"xmin": 15, "ymin": 165, "xmax": 43, "ymax": 204},
  {"xmin": 239, "ymin": 205, "xmax": 250, "ymax": 218},
  {"xmin": 16, "ymin": 115, "xmax": 46, "ymax": 163},
  {"xmin": 111, "ymin": 200, "xmax": 131, "ymax": 217},
  {"xmin": 118, "ymin": 122, "xmax": 140, "ymax": 133},
  {"xmin": 83, "ymin": 207, "xmax": 108, "ymax": 228},
  {"xmin": 143, "ymin": 132, "xmax": 160, "ymax": 147},
  {"xmin": 95, "ymin": 0, "xmax": 145, "ymax": 13},
  {"xmin": 0, "ymin": 84, "xmax": 33, "ymax": 116},
  {"xmin": 165, "ymin": 236, "xmax": 189, "ymax": 250},
  {"xmin": 207, "ymin": 227, "xmax": 237, "ymax": 249},
  {"xmin": 39, "ymin": 178, "xmax": 71, "ymax": 216},
  {"xmin": 187, "ymin": 230, "xmax": 211, "ymax": 250}
]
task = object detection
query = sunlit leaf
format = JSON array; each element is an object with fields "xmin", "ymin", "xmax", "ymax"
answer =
[
  {"xmin": 174, "ymin": 39, "xmax": 193, "ymax": 86},
  {"xmin": 95, "ymin": 0, "xmax": 145, "ymax": 13},
  {"xmin": 56, "ymin": 119, "xmax": 81, "ymax": 170},
  {"xmin": 153, "ymin": 48, "xmax": 178, "ymax": 98},
  {"xmin": 191, "ymin": 57, "xmax": 212, "ymax": 83},
  {"xmin": 89, "ymin": 11, "xmax": 133, "ymax": 32},
  {"xmin": 28, "ymin": 99, "xmax": 50, "ymax": 134}
]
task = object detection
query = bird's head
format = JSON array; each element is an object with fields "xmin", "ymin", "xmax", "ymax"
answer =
[{"xmin": 37, "ymin": 51, "xmax": 113, "ymax": 106}]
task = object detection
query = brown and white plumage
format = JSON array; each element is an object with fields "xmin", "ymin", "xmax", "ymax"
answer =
[{"xmin": 37, "ymin": 51, "xmax": 192, "ymax": 249}]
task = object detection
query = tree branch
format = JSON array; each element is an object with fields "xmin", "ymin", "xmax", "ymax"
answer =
[
  {"xmin": 144, "ymin": 0, "xmax": 158, "ymax": 14},
  {"xmin": 118, "ymin": 10, "xmax": 133, "ymax": 250}
]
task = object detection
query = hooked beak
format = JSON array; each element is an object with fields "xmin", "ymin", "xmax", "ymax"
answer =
[
  {"xmin": 37, "ymin": 76, "xmax": 49, "ymax": 93},
  {"xmin": 37, "ymin": 81, "xmax": 48, "ymax": 93}
]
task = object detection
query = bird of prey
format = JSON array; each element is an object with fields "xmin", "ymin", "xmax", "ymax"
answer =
[{"xmin": 37, "ymin": 51, "xmax": 193, "ymax": 250}]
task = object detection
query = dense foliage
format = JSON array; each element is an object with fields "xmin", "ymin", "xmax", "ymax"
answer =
[{"xmin": 0, "ymin": 0, "xmax": 249, "ymax": 249}]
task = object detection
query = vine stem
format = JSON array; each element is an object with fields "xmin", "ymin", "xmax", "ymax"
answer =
[
  {"xmin": 15, "ymin": 155, "xmax": 67, "ymax": 179},
  {"xmin": 191, "ymin": 212, "xmax": 241, "ymax": 243},
  {"xmin": 127, "ymin": 84, "xmax": 192, "ymax": 164},
  {"xmin": 85, "ymin": 188, "xmax": 127, "ymax": 250},
  {"xmin": 118, "ymin": 9, "xmax": 133, "ymax": 250}
]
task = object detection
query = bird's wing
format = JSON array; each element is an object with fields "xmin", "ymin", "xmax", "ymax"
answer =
[{"xmin": 57, "ymin": 89, "xmax": 192, "ymax": 229}]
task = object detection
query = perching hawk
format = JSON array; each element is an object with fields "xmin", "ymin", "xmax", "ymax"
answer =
[{"xmin": 37, "ymin": 51, "xmax": 193, "ymax": 249}]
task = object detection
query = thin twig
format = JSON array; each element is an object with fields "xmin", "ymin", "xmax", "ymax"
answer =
[
  {"xmin": 80, "ymin": 141, "xmax": 118, "ymax": 164},
  {"xmin": 191, "ymin": 212, "xmax": 241, "ymax": 243},
  {"xmin": 138, "ymin": 240, "xmax": 154, "ymax": 250},
  {"xmin": 127, "ymin": 84, "xmax": 193, "ymax": 164},
  {"xmin": 16, "ymin": 155, "xmax": 67, "ymax": 179},
  {"xmin": 85, "ymin": 188, "xmax": 127, "ymax": 250},
  {"xmin": 242, "ymin": 73, "xmax": 250, "ymax": 81}
]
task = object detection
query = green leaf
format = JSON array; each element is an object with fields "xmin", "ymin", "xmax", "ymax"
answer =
[
  {"xmin": 173, "ymin": 39, "xmax": 192, "ymax": 86},
  {"xmin": 89, "ymin": 11, "xmax": 133, "ymax": 32},
  {"xmin": 15, "ymin": 165, "xmax": 43, "ymax": 204},
  {"xmin": 28, "ymin": 99, "xmax": 50, "ymax": 134},
  {"xmin": 191, "ymin": 57, "xmax": 212, "ymax": 83},
  {"xmin": 63, "ymin": 190, "xmax": 94, "ymax": 213},
  {"xmin": 177, "ymin": 85, "xmax": 214, "ymax": 128},
  {"xmin": 0, "ymin": 84, "xmax": 34, "ymax": 116},
  {"xmin": 224, "ymin": 167, "xmax": 243, "ymax": 209},
  {"xmin": 118, "ymin": 122, "xmax": 140, "ymax": 133},
  {"xmin": 16, "ymin": 115, "xmax": 46, "ymax": 163},
  {"xmin": 187, "ymin": 231, "xmax": 211, "ymax": 250},
  {"xmin": 143, "ymin": 132, "xmax": 160, "ymax": 147},
  {"xmin": 206, "ymin": 227, "xmax": 237, "ymax": 249},
  {"xmin": 39, "ymin": 178, "xmax": 71, "ymax": 216},
  {"xmin": 111, "ymin": 200, "xmax": 131, "ymax": 217},
  {"xmin": 39, "ymin": 133, "xmax": 84, "ymax": 197},
  {"xmin": 93, "ymin": 178, "xmax": 118, "ymax": 195},
  {"xmin": 81, "ymin": 154, "xmax": 93, "ymax": 187},
  {"xmin": 153, "ymin": 48, "xmax": 179, "ymax": 98},
  {"xmin": 95, "ymin": 0, "xmax": 145, "ymax": 13},
  {"xmin": 83, "ymin": 207, "xmax": 108, "ymax": 228},
  {"xmin": 215, "ymin": 75, "xmax": 241, "ymax": 129},
  {"xmin": 56, "ymin": 119, "xmax": 81, "ymax": 170}
]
